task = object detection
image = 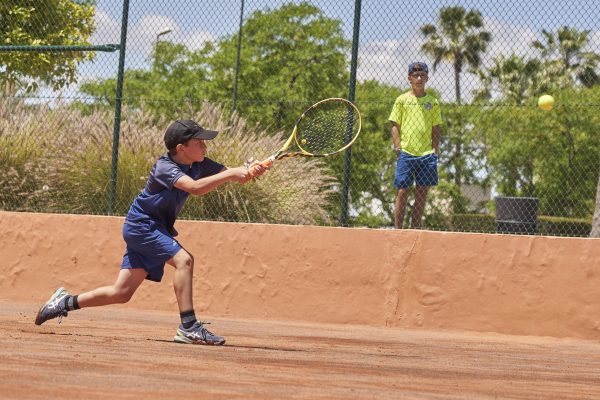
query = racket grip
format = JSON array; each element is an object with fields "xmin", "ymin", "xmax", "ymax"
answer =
[
  {"xmin": 249, "ymin": 157, "xmax": 275, "ymax": 177},
  {"xmin": 260, "ymin": 157, "xmax": 275, "ymax": 168}
]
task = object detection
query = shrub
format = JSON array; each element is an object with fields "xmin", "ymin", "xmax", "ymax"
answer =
[
  {"xmin": 450, "ymin": 213, "xmax": 496, "ymax": 233},
  {"xmin": 450, "ymin": 213, "xmax": 591, "ymax": 237},
  {"xmin": 0, "ymin": 100, "xmax": 337, "ymax": 224},
  {"xmin": 0, "ymin": 100, "xmax": 62, "ymax": 211},
  {"xmin": 538, "ymin": 215, "xmax": 591, "ymax": 237}
]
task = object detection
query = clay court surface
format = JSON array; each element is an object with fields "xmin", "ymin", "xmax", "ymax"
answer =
[{"xmin": 0, "ymin": 300, "xmax": 599, "ymax": 399}]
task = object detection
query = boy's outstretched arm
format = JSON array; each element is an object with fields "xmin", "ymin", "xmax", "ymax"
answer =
[{"xmin": 174, "ymin": 164, "xmax": 268, "ymax": 196}]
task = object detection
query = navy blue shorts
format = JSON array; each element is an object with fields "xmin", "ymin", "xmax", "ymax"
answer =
[
  {"xmin": 394, "ymin": 152, "xmax": 438, "ymax": 189},
  {"xmin": 121, "ymin": 221, "xmax": 182, "ymax": 282}
]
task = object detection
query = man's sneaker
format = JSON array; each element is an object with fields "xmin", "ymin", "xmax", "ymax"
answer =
[
  {"xmin": 173, "ymin": 322, "xmax": 226, "ymax": 345},
  {"xmin": 34, "ymin": 287, "xmax": 69, "ymax": 325}
]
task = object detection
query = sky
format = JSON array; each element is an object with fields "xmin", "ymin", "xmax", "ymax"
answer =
[{"xmin": 42, "ymin": 0, "xmax": 600, "ymax": 102}]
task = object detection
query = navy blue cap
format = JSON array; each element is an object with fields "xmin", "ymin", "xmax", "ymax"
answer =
[
  {"xmin": 408, "ymin": 62, "xmax": 429, "ymax": 74},
  {"xmin": 164, "ymin": 119, "xmax": 218, "ymax": 150}
]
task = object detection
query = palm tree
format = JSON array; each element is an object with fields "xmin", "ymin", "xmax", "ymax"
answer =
[
  {"xmin": 420, "ymin": 7, "xmax": 490, "ymax": 197},
  {"xmin": 421, "ymin": 6, "xmax": 491, "ymax": 103},
  {"xmin": 532, "ymin": 27, "xmax": 600, "ymax": 88},
  {"xmin": 474, "ymin": 55, "xmax": 549, "ymax": 104}
]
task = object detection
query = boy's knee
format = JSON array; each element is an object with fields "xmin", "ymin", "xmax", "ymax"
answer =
[
  {"xmin": 178, "ymin": 252, "xmax": 194, "ymax": 271},
  {"xmin": 114, "ymin": 288, "xmax": 135, "ymax": 303}
]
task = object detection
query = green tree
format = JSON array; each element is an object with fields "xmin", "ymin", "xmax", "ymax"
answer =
[
  {"xmin": 346, "ymin": 80, "xmax": 400, "ymax": 225},
  {"xmin": 78, "ymin": 41, "xmax": 212, "ymax": 117},
  {"xmin": 476, "ymin": 86, "xmax": 600, "ymax": 218},
  {"xmin": 420, "ymin": 6, "xmax": 491, "ymax": 104},
  {"xmin": 79, "ymin": 2, "xmax": 350, "ymax": 131},
  {"xmin": 0, "ymin": 0, "xmax": 95, "ymax": 95},
  {"xmin": 205, "ymin": 2, "xmax": 350, "ymax": 130},
  {"xmin": 474, "ymin": 27, "xmax": 600, "ymax": 227},
  {"xmin": 532, "ymin": 27, "xmax": 600, "ymax": 88},
  {"xmin": 439, "ymin": 103, "xmax": 488, "ymax": 212}
]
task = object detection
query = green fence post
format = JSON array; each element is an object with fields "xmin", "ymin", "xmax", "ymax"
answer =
[
  {"xmin": 108, "ymin": 0, "xmax": 130, "ymax": 214},
  {"xmin": 339, "ymin": 0, "xmax": 362, "ymax": 227},
  {"xmin": 232, "ymin": 0, "xmax": 245, "ymax": 112}
]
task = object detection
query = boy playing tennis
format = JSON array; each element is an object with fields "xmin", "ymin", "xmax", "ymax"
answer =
[
  {"xmin": 34, "ymin": 119, "xmax": 268, "ymax": 345},
  {"xmin": 389, "ymin": 62, "xmax": 442, "ymax": 229}
]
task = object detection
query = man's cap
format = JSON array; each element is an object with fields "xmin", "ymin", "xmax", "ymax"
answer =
[
  {"xmin": 164, "ymin": 119, "xmax": 218, "ymax": 150},
  {"xmin": 408, "ymin": 62, "xmax": 429, "ymax": 74}
]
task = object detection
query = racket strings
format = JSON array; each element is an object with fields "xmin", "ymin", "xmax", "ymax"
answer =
[{"xmin": 296, "ymin": 100, "xmax": 360, "ymax": 155}]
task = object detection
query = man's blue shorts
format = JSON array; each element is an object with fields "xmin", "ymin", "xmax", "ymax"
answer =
[
  {"xmin": 394, "ymin": 151, "xmax": 439, "ymax": 189},
  {"xmin": 121, "ymin": 220, "xmax": 182, "ymax": 282}
]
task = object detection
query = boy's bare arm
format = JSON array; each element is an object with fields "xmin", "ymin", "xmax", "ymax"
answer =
[
  {"xmin": 174, "ymin": 166, "xmax": 263, "ymax": 196},
  {"xmin": 390, "ymin": 121, "xmax": 401, "ymax": 150},
  {"xmin": 432, "ymin": 125, "xmax": 441, "ymax": 155}
]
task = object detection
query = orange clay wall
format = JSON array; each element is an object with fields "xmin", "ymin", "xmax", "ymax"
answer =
[{"xmin": 1, "ymin": 211, "xmax": 599, "ymax": 340}]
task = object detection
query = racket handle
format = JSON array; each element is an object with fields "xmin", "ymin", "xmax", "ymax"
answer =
[
  {"xmin": 249, "ymin": 157, "xmax": 275, "ymax": 177},
  {"xmin": 260, "ymin": 157, "xmax": 275, "ymax": 168}
]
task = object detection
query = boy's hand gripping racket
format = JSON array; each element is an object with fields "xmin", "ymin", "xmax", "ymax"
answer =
[{"xmin": 249, "ymin": 98, "xmax": 361, "ymax": 175}]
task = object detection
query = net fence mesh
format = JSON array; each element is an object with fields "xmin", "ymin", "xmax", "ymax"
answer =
[{"xmin": 1, "ymin": 0, "xmax": 599, "ymax": 237}]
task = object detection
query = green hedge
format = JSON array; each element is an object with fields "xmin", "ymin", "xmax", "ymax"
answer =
[
  {"xmin": 448, "ymin": 213, "xmax": 592, "ymax": 237},
  {"xmin": 537, "ymin": 215, "xmax": 592, "ymax": 237}
]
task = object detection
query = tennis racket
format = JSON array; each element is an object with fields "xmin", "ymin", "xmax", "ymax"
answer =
[{"xmin": 249, "ymin": 98, "xmax": 361, "ymax": 175}]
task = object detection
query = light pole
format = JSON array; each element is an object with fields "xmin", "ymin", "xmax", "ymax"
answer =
[{"xmin": 155, "ymin": 28, "xmax": 172, "ymax": 48}]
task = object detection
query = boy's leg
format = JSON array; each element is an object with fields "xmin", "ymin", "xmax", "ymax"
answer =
[
  {"xmin": 167, "ymin": 248, "xmax": 225, "ymax": 345},
  {"xmin": 394, "ymin": 152, "xmax": 415, "ymax": 229},
  {"xmin": 166, "ymin": 248, "xmax": 194, "ymax": 312},
  {"xmin": 34, "ymin": 268, "xmax": 147, "ymax": 325},
  {"xmin": 395, "ymin": 188, "xmax": 410, "ymax": 229},
  {"xmin": 411, "ymin": 153, "xmax": 438, "ymax": 228},
  {"xmin": 77, "ymin": 268, "xmax": 148, "ymax": 308},
  {"xmin": 411, "ymin": 185, "xmax": 430, "ymax": 229}
]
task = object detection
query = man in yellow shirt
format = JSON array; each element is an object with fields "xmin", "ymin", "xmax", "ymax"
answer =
[{"xmin": 388, "ymin": 62, "xmax": 442, "ymax": 229}]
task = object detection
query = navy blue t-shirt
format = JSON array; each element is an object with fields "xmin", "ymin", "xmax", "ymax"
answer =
[{"xmin": 125, "ymin": 154, "xmax": 224, "ymax": 236}]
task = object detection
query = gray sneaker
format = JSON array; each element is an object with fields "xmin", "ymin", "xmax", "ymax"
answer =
[
  {"xmin": 34, "ymin": 287, "xmax": 69, "ymax": 325},
  {"xmin": 173, "ymin": 322, "xmax": 226, "ymax": 345}
]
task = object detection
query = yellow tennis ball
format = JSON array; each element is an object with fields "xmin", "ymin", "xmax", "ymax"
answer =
[
  {"xmin": 301, "ymin": 138, "xmax": 307, "ymax": 144},
  {"xmin": 538, "ymin": 94, "xmax": 554, "ymax": 111}
]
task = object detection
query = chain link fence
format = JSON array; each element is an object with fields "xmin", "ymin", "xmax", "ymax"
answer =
[{"xmin": 2, "ymin": 0, "xmax": 599, "ymax": 237}]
